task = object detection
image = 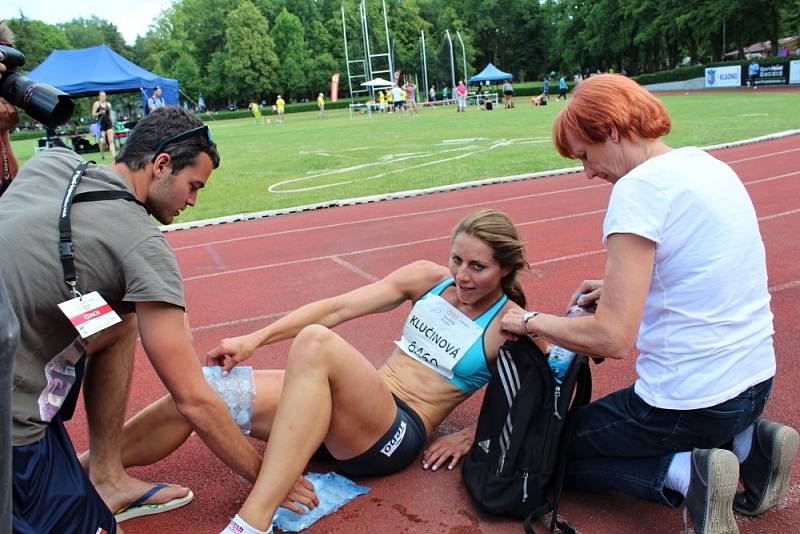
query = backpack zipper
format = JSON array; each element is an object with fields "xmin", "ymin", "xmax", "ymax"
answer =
[
  {"xmin": 522, "ymin": 470, "xmax": 529, "ymax": 502},
  {"xmin": 553, "ymin": 385, "xmax": 562, "ymax": 419}
]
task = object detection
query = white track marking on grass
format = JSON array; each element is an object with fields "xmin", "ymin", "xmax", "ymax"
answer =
[
  {"xmin": 162, "ymin": 131, "xmax": 800, "ymax": 233},
  {"xmin": 737, "ymin": 113, "xmax": 769, "ymax": 117},
  {"xmin": 269, "ymin": 137, "xmax": 551, "ymax": 194},
  {"xmin": 441, "ymin": 137, "xmax": 488, "ymax": 144},
  {"xmin": 329, "ymin": 256, "xmax": 379, "ymax": 282}
]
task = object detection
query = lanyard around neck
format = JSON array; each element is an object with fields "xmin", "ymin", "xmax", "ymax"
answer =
[{"xmin": 58, "ymin": 160, "xmax": 148, "ymax": 298}]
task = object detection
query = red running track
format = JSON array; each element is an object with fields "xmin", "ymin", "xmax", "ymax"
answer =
[{"xmin": 65, "ymin": 134, "xmax": 800, "ymax": 533}]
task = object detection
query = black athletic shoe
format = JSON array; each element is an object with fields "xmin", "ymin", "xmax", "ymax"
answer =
[
  {"xmin": 733, "ymin": 419, "xmax": 799, "ymax": 516},
  {"xmin": 685, "ymin": 448, "xmax": 739, "ymax": 534}
]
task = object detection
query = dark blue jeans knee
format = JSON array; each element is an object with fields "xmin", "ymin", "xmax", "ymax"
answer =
[{"xmin": 565, "ymin": 379, "xmax": 772, "ymax": 507}]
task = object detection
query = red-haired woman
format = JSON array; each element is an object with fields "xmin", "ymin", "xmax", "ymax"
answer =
[{"xmin": 502, "ymin": 74, "xmax": 796, "ymax": 534}]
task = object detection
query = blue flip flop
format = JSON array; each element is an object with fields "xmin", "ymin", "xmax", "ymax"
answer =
[{"xmin": 114, "ymin": 483, "xmax": 194, "ymax": 523}]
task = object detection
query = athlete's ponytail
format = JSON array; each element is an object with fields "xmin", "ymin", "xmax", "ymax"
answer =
[{"xmin": 452, "ymin": 208, "xmax": 529, "ymax": 308}]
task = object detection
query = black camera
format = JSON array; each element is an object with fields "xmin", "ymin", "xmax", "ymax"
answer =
[{"xmin": 0, "ymin": 44, "xmax": 74, "ymax": 129}]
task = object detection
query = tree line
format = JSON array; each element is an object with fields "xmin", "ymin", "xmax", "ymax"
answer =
[{"xmin": 7, "ymin": 0, "xmax": 799, "ymax": 110}]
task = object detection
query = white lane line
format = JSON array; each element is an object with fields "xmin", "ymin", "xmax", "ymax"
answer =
[
  {"xmin": 188, "ymin": 277, "xmax": 800, "ymax": 335},
  {"xmin": 192, "ymin": 311, "xmax": 287, "ymax": 332},
  {"xmin": 746, "ymin": 171, "xmax": 800, "ymax": 185},
  {"xmin": 728, "ymin": 147, "xmax": 800, "ymax": 164},
  {"xmin": 329, "ymin": 256, "xmax": 379, "ymax": 282},
  {"xmin": 172, "ymin": 169, "xmax": 795, "ymax": 253},
  {"xmin": 182, "ymin": 204, "xmax": 799, "ymax": 284},
  {"xmin": 758, "ymin": 208, "xmax": 800, "ymax": 221},
  {"xmin": 770, "ymin": 280, "xmax": 800, "ymax": 293},
  {"xmin": 182, "ymin": 209, "xmax": 607, "ymax": 282},
  {"xmin": 172, "ymin": 184, "xmax": 609, "ymax": 252}
]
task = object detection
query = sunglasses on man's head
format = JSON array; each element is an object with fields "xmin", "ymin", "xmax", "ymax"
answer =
[{"xmin": 151, "ymin": 125, "xmax": 212, "ymax": 162}]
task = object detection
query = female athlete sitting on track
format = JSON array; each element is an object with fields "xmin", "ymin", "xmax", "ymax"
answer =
[{"xmin": 87, "ymin": 208, "xmax": 537, "ymax": 534}]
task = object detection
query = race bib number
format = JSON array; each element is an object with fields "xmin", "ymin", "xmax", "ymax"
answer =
[
  {"xmin": 58, "ymin": 291, "xmax": 121, "ymax": 338},
  {"xmin": 394, "ymin": 295, "xmax": 482, "ymax": 378}
]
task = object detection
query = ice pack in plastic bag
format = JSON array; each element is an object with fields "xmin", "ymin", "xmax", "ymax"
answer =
[
  {"xmin": 273, "ymin": 471, "xmax": 370, "ymax": 532},
  {"xmin": 202, "ymin": 366, "xmax": 255, "ymax": 435}
]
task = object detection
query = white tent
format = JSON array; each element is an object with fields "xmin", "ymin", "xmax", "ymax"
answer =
[{"xmin": 361, "ymin": 77, "xmax": 394, "ymax": 88}]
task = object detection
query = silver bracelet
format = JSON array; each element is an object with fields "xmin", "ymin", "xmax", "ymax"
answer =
[{"xmin": 521, "ymin": 311, "xmax": 539, "ymax": 339}]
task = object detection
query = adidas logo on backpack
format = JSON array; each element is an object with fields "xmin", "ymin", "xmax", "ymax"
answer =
[{"xmin": 462, "ymin": 336, "xmax": 593, "ymax": 533}]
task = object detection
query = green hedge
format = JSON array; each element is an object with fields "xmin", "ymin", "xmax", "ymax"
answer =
[
  {"xmin": 633, "ymin": 56, "xmax": 794, "ymax": 86},
  {"xmin": 9, "ymin": 130, "xmax": 44, "ymax": 142}
]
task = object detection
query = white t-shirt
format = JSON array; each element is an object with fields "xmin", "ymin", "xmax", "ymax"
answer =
[{"xmin": 603, "ymin": 146, "xmax": 775, "ymax": 410}]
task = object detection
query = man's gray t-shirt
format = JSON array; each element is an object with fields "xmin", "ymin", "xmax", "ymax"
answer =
[{"xmin": 0, "ymin": 148, "xmax": 184, "ymax": 445}]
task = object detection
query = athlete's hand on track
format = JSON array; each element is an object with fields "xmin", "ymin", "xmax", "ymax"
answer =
[
  {"xmin": 281, "ymin": 474, "xmax": 319, "ymax": 514},
  {"xmin": 422, "ymin": 426, "xmax": 475, "ymax": 471}
]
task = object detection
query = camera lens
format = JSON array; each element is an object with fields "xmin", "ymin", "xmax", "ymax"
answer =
[{"xmin": 0, "ymin": 73, "xmax": 74, "ymax": 129}]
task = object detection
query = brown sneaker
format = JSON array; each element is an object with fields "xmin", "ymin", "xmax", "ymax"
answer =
[
  {"xmin": 685, "ymin": 448, "xmax": 739, "ymax": 534},
  {"xmin": 733, "ymin": 419, "xmax": 799, "ymax": 516}
]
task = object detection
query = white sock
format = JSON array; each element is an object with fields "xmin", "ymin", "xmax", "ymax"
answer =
[
  {"xmin": 220, "ymin": 514, "xmax": 272, "ymax": 534},
  {"xmin": 733, "ymin": 424, "xmax": 755, "ymax": 463},
  {"xmin": 665, "ymin": 451, "xmax": 692, "ymax": 497}
]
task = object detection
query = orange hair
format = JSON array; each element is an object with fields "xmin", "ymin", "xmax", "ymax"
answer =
[{"xmin": 553, "ymin": 74, "xmax": 671, "ymax": 159}]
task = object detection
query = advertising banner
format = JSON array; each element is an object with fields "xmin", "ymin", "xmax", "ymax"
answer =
[
  {"xmin": 754, "ymin": 63, "xmax": 787, "ymax": 85},
  {"xmin": 704, "ymin": 65, "xmax": 741, "ymax": 88},
  {"xmin": 789, "ymin": 60, "xmax": 800, "ymax": 84}
]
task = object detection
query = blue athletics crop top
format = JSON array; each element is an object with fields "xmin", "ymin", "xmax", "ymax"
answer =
[{"xmin": 394, "ymin": 277, "xmax": 508, "ymax": 394}]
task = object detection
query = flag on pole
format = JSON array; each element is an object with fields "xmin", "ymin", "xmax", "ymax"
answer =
[{"xmin": 331, "ymin": 73, "xmax": 340, "ymax": 102}]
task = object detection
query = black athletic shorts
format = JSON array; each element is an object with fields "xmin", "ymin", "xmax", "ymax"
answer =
[{"xmin": 334, "ymin": 395, "xmax": 427, "ymax": 477}]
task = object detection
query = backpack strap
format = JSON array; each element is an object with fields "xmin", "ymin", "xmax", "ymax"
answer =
[
  {"xmin": 545, "ymin": 359, "xmax": 592, "ymax": 533},
  {"xmin": 522, "ymin": 503, "xmax": 551, "ymax": 534}
]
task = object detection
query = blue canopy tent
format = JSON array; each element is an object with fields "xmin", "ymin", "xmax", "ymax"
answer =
[
  {"xmin": 27, "ymin": 45, "xmax": 179, "ymax": 114},
  {"xmin": 468, "ymin": 63, "xmax": 513, "ymax": 83}
]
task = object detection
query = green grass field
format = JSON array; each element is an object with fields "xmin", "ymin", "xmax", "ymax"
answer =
[{"xmin": 10, "ymin": 91, "xmax": 799, "ymax": 223}]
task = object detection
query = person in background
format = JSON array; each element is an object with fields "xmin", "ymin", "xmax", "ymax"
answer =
[
  {"xmin": 404, "ymin": 81, "xmax": 418, "ymax": 115},
  {"xmin": 92, "ymin": 91, "xmax": 116, "ymax": 161},
  {"xmin": 556, "ymin": 75, "xmax": 568, "ymax": 101},
  {"xmin": 455, "ymin": 81, "xmax": 468, "ymax": 112},
  {"xmin": 316, "ymin": 93, "xmax": 325, "ymax": 119},
  {"xmin": 748, "ymin": 60, "xmax": 761, "ymax": 89},
  {"xmin": 378, "ymin": 90, "xmax": 386, "ymax": 113},
  {"xmin": 429, "ymin": 84, "xmax": 436, "ymax": 103},
  {"xmin": 502, "ymin": 80, "xmax": 514, "ymax": 108},
  {"xmin": 275, "ymin": 95, "xmax": 285, "ymax": 123},
  {"xmin": 147, "ymin": 86, "xmax": 166, "ymax": 114},
  {"xmin": 249, "ymin": 101, "xmax": 264, "ymax": 125},
  {"xmin": 502, "ymin": 73, "xmax": 798, "ymax": 534}
]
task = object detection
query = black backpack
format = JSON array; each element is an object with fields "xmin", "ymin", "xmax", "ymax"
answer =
[{"xmin": 462, "ymin": 336, "xmax": 592, "ymax": 533}]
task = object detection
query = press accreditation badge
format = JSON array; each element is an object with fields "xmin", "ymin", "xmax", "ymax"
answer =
[
  {"xmin": 395, "ymin": 295, "xmax": 483, "ymax": 378},
  {"xmin": 57, "ymin": 291, "xmax": 122, "ymax": 338}
]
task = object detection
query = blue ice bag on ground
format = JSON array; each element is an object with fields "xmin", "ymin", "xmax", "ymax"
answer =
[{"xmin": 273, "ymin": 471, "xmax": 370, "ymax": 532}]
